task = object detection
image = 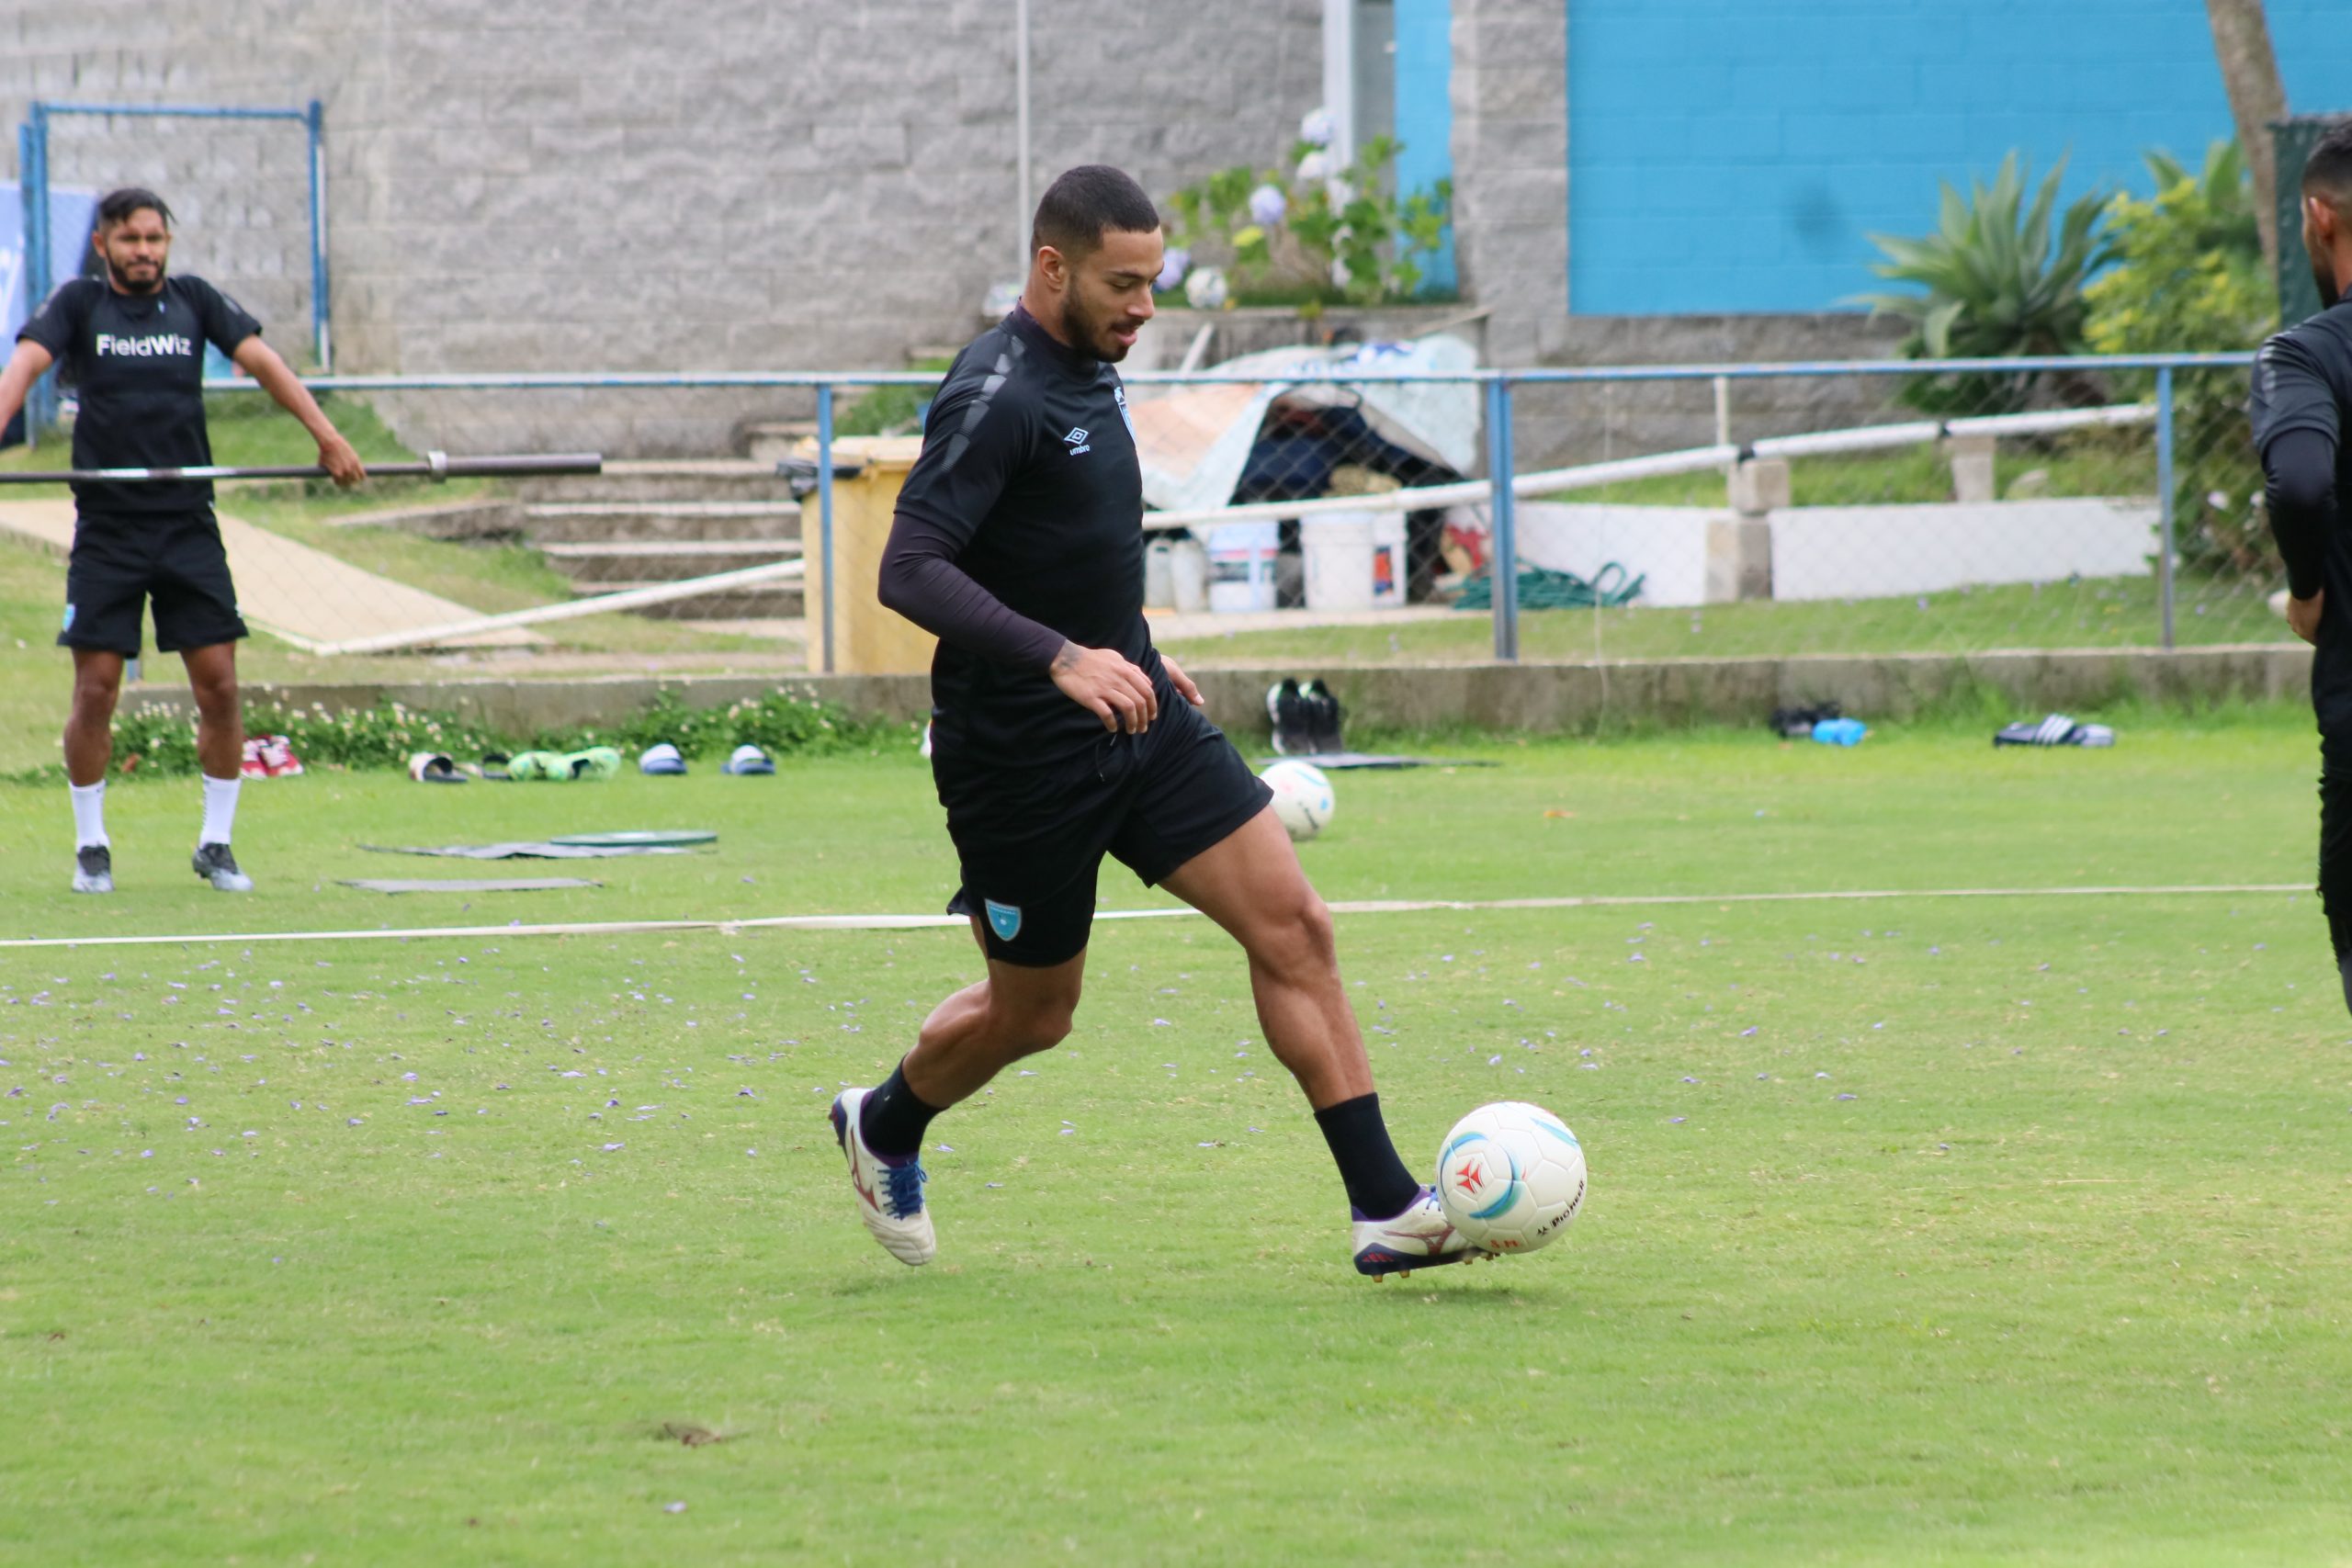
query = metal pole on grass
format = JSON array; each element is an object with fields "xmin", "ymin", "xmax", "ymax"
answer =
[
  {"xmin": 21, "ymin": 106, "xmax": 53, "ymax": 443},
  {"xmin": 817, "ymin": 381, "xmax": 836, "ymax": 675},
  {"xmin": 1486, "ymin": 376, "xmax": 1520, "ymax": 661},
  {"xmin": 306, "ymin": 98, "xmax": 332, "ymax": 370},
  {"xmin": 2155, "ymin": 366, "xmax": 2177, "ymax": 650}
]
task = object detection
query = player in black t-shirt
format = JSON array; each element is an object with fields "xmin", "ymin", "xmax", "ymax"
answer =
[
  {"xmin": 828, "ymin": 166, "xmax": 1489, "ymax": 1280},
  {"xmin": 0, "ymin": 187, "xmax": 364, "ymax": 895},
  {"xmin": 2252, "ymin": 121, "xmax": 2352, "ymax": 1015}
]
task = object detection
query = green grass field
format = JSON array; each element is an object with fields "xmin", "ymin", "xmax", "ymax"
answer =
[{"xmin": 6, "ymin": 713, "xmax": 2349, "ymax": 1564}]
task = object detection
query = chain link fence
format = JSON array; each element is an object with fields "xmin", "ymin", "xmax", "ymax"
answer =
[{"xmin": 0, "ymin": 352, "xmax": 2285, "ymax": 676}]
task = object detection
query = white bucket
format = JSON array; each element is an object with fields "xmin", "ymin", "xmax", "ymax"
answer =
[
  {"xmin": 1169, "ymin": 536, "xmax": 1209, "ymax": 613},
  {"xmin": 1301, "ymin": 512, "xmax": 1377, "ymax": 613},
  {"xmin": 1206, "ymin": 521, "xmax": 1280, "ymax": 613},
  {"xmin": 1143, "ymin": 537, "xmax": 1175, "ymax": 609}
]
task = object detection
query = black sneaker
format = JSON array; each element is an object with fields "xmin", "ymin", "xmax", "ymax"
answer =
[
  {"xmin": 1300, "ymin": 679, "xmax": 1345, "ymax": 754},
  {"xmin": 1265, "ymin": 678, "xmax": 1310, "ymax": 755},
  {"xmin": 191, "ymin": 841, "xmax": 254, "ymax": 893},
  {"xmin": 72, "ymin": 844, "xmax": 112, "ymax": 895}
]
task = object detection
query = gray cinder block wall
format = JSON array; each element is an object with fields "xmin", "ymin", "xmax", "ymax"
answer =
[{"xmin": 2, "ymin": 0, "xmax": 1896, "ymax": 464}]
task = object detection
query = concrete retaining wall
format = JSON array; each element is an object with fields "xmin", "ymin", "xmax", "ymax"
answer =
[{"xmin": 147, "ymin": 644, "xmax": 2312, "ymax": 745}]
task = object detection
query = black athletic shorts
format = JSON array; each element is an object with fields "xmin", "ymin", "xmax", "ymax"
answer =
[
  {"xmin": 58, "ymin": 511, "xmax": 248, "ymax": 657},
  {"xmin": 933, "ymin": 687, "xmax": 1273, "ymax": 968}
]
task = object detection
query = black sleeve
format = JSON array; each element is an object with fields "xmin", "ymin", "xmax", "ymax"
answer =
[
  {"xmin": 2251, "ymin": 333, "xmax": 2345, "ymax": 601},
  {"xmin": 2265, "ymin": 430, "xmax": 2337, "ymax": 601},
  {"xmin": 876, "ymin": 378, "xmax": 1068, "ymax": 671},
  {"xmin": 16, "ymin": 280, "xmax": 89, "ymax": 359},
  {"xmin": 187, "ymin": 277, "xmax": 263, "ymax": 357}
]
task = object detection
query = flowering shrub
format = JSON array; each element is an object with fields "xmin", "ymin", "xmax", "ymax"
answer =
[
  {"xmin": 28, "ymin": 687, "xmax": 913, "ymax": 781},
  {"xmin": 1162, "ymin": 108, "xmax": 1452, "ymax": 313}
]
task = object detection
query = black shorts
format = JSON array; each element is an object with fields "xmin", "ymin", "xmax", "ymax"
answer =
[
  {"xmin": 58, "ymin": 512, "xmax": 248, "ymax": 657},
  {"xmin": 934, "ymin": 695, "xmax": 1273, "ymax": 968}
]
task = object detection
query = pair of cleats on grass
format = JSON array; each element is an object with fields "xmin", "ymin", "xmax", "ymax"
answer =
[
  {"xmin": 830, "ymin": 1085, "xmax": 1487, "ymax": 1279},
  {"xmin": 74, "ymin": 841, "xmax": 250, "ymax": 895},
  {"xmin": 1267, "ymin": 677, "xmax": 1344, "ymax": 756}
]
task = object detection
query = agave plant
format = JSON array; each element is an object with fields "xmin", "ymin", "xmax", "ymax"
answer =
[{"xmin": 1850, "ymin": 153, "xmax": 2110, "ymax": 413}]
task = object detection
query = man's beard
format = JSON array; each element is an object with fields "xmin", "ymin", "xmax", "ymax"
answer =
[
  {"xmin": 1063, "ymin": 287, "xmax": 1125, "ymax": 362},
  {"xmin": 106, "ymin": 256, "xmax": 164, "ymax": 294},
  {"xmin": 2317, "ymin": 257, "xmax": 2343, "ymax": 311}
]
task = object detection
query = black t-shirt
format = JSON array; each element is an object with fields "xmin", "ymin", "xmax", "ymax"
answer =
[
  {"xmin": 880, "ymin": 304, "xmax": 1157, "ymax": 767},
  {"xmin": 17, "ymin": 275, "xmax": 262, "ymax": 517},
  {"xmin": 2250, "ymin": 302, "xmax": 2352, "ymax": 741}
]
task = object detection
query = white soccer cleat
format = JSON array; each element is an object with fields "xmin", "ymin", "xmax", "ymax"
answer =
[
  {"xmin": 829, "ymin": 1087, "xmax": 936, "ymax": 1267},
  {"xmin": 72, "ymin": 844, "xmax": 113, "ymax": 895},
  {"xmin": 191, "ymin": 841, "xmax": 253, "ymax": 893},
  {"xmin": 1351, "ymin": 1187, "xmax": 1488, "ymax": 1279}
]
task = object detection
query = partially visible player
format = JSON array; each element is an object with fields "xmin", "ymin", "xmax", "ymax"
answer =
[
  {"xmin": 832, "ymin": 165, "xmax": 1483, "ymax": 1279},
  {"xmin": 0, "ymin": 186, "xmax": 365, "ymax": 894},
  {"xmin": 2252, "ymin": 120, "xmax": 2352, "ymax": 1014}
]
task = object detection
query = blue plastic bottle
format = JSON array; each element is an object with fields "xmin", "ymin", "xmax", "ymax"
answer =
[{"xmin": 1811, "ymin": 717, "xmax": 1867, "ymax": 746}]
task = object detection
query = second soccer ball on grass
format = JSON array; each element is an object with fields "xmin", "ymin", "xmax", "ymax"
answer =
[{"xmin": 1260, "ymin": 759, "xmax": 1335, "ymax": 841}]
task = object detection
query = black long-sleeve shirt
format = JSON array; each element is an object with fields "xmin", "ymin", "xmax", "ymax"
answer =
[
  {"xmin": 2252, "ymin": 303, "xmax": 2352, "ymax": 745},
  {"xmin": 878, "ymin": 304, "xmax": 1160, "ymax": 767}
]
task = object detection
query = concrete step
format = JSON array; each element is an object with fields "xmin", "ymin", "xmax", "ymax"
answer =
[
  {"xmin": 520, "ymin": 501, "xmax": 802, "ymax": 544},
  {"xmin": 742, "ymin": 423, "xmax": 818, "ymax": 466},
  {"xmin": 541, "ymin": 538, "xmax": 802, "ymax": 585},
  {"xmin": 628, "ymin": 581, "xmax": 804, "ymax": 619},
  {"xmin": 325, "ymin": 497, "xmax": 524, "ymax": 540},
  {"xmin": 511, "ymin": 459, "xmax": 790, "ymax": 505}
]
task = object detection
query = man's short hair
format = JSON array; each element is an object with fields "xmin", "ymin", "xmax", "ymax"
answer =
[
  {"xmin": 96, "ymin": 186, "xmax": 174, "ymax": 230},
  {"xmin": 2302, "ymin": 120, "xmax": 2352, "ymax": 210},
  {"xmin": 1032, "ymin": 165, "xmax": 1159, "ymax": 260}
]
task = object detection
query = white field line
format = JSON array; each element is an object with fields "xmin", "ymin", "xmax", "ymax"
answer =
[{"xmin": 0, "ymin": 881, "xmax": 2303, "ymax": 952}]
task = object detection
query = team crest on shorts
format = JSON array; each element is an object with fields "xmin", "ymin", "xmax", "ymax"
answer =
[{"xmin": 983, "ymin": 899, "xmax": 1023, "ymax": 942}]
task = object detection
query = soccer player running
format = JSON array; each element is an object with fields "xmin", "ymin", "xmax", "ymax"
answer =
[
  {"xmin": 2254, "ymin": 122, "xmax": 2352, "ymax": 1016},
  {"xmin": 832, "ymin": 165, "xmax": 1482, "ymax": 1278},
  {"xmin": 0, "ymin": 187, "xmax": 364, "ymax": 895}
]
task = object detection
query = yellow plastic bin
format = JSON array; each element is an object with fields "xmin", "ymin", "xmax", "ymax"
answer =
[{"xmin": 801, "ymin": 434, "xmax": 936, "ymax": 675}]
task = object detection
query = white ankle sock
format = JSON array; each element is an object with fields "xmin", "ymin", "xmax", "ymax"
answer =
[
  {"xmin": 69, "ymin": 780, "xmax": 107, "ymax": 848},
  {"xmin": 199, "ymin": 773, "xmax": 241, "ymax": 847}
]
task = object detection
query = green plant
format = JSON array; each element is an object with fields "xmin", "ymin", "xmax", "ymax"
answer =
[
  {"xmin": 547, "ymin": 685, "xmax": 909, "ymax": 760},
  {"xmin": 2085, "ymin": 140, "xmax": 2278, "ymax": 577},
  {"xmin": 1165, "ymin": 132, "xmax": 1453, "ymax": 313},
  {"xmin": 1852, "ymin": 153, "xmax": 2109, "ymax": 414},
  {"xmin": 50, "ymin": 688, "xmax": 912, "ymax": 783},
  {"xmin": 835, "ymin": 358, "xmax": 953, "ymax": 439}
]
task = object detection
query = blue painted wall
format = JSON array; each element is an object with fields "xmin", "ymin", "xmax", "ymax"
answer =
[
  {"xmin": 1567, "ymin": 0, "xmax": 2352, "ymax": 315},
  {"xmin": 1393, "ymin": 0, "xmax": 1457, "ymax": 295}
]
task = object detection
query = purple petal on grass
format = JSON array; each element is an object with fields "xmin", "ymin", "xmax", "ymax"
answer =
[
  {"xmin": 601, "ymin": 1142, "xmax": 625, "ymax": 1152},
  {"xmin": 1669, "ymin": 1116, "xmax": 1687, "ymax": 1124},
  {"xmin": 663, "ymin": 1501, "xmax": 686, "ymax": 1515},
  {"xmin": 1834, "ymin": 1092, "xmax": 1857, "ymax": 1101},
  {"xmin": 1740, "ymin": 1026, "xmax": 1758, "ymax": 1037}
]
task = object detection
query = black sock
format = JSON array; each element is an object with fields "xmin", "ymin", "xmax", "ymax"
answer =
[
  {"xmin": 1314, "ymin": 1092, "xmax": 1421, "ymax": 1220},
  {"xmin": 859, "ymin": 1061, "xmax": 944, "ymax": 1161}
]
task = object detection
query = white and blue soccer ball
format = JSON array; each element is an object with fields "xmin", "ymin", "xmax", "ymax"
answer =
[
  {"xmin": 1435, "ymin": 1101, "xmax": 1588, "ymax": 1254},
  {"xmin": 1261, "ymin": 759, "xmax": 1334, "ymax": 841}
]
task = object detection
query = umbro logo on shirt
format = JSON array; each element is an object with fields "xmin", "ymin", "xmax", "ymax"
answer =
[{"xmin": 1062, "ymin": 427, "xmax": 1091, "ymax": 456}]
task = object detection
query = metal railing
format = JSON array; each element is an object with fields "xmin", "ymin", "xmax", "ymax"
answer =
[{"xmin": 129, "ymin": 349, "xmax": 2274, "ymax": 667}]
